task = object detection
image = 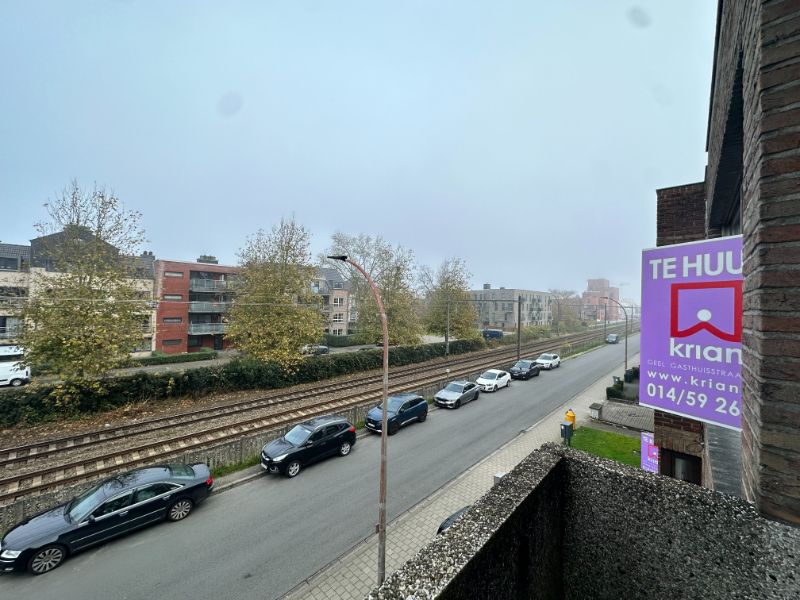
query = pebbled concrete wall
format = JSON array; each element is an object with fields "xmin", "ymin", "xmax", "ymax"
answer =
[{"xmin": 369, "ymin": 445, "xmax": 800, "ymax": 600}]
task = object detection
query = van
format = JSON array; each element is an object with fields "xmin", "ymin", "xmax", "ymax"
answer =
[{"xmin": 0, "ymin": 345, "xmax": 30, "ymax": 387}]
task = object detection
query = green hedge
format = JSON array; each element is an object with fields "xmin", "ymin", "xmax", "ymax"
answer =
[
  {"xmin": 130, "ymin": 349, "xmax": 217, "ymax": 367},
  {"xmin": 322, "ymin": 334, "xmax": 358, "ymax": 347},
  {"xmin": 0, "ymin": 338, "xmax": 486, "ymax": 427}
]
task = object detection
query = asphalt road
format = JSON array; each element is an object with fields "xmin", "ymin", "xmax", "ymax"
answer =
[{"xmin": 0, "ymin": 335, "xmax": 640, "ymax": 600}]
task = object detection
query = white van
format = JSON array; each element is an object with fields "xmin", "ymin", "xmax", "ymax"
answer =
[{"xmin": 0, "ymin": 345, "xmax": 30, "ymax": 387}]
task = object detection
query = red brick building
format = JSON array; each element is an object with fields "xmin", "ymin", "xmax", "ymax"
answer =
[
  {"xmin": 153, "ymin": 257, "xmax": 237, "ymax": 354},
  {"xmin": 581, "ymin": 278, "xmax": 620, "ymax": 322},
  {"xmin": 655, "ymin": 0, "xmax": 800, "ymax": 524}
]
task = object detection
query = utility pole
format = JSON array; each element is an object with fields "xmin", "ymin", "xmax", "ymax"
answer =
[
  {"xmin": 516, "ymin": 295, "xmax": 522, "ymax": 360},
  {"xmin": 445, "ymin": 299, "xmax": 450, "ymax": 356}
]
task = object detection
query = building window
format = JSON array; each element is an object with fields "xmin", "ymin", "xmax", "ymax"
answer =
[
  {"xmin": 162, "ymin": 339, "xmax": 182, "ymax": 346},
  {"xmin": 187, "ymin": 336, "xmax": 202, "ymax": 348},
  {"xmin": 164, "ymin": 294, "xmax": 183, "ymax": 301},
  {"xmin": 332, "ymin": 313, "xmax": 344, "ymax": 323},
  {"xmin": 163, "ymin": 317, "xmax": 183, "ymax": 324},
  {"xmin": 164, "ymin": 271, "xmax": 184, "ymax": 278},
  {"xmin": 333, "ymin": 297, "xmax": 344, "ymax": 307},
  {"xmin": 333, "ymin": 282, "xmax": 344, "ymax": 289},
  {"xmin": 333, "ymin": 328, "xmax": 344, "ymax": 335}
]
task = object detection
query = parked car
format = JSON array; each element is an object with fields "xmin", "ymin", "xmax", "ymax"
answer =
[
  {"xmin": 0, "ymin": 345, "xmax": 30, "ymax": 387},
  {"xmin": 0, "ymin": 463, "xmax": 213, "ymax": 575},
  {"xmin": 261, "ymin": 415, "xmax": 356, "ymax": 478},
  {"xmin": 535, "ymin": 353, "xmax": 561, "ymax": 370},
  {"xmin": 437, "ymin": 506, "xmax": 471, "ymax": 534},
  {"xmin": 365, "ymin": 393, "xmax": 427, "ymax": 435},
  {"xmin": 481, "ymin": 329, "xmax": 504, "ymax": 340},
  {"xmin": 509, "ymin": 359, "xmax": 541, "ymax": 380},
  {"xmin": 606, "ymin": 334, "xmax": 619, "ymax": 344},
  {"xmin": 476, "ymin": 369, "xmax": 511, "ymax": 392},
  {"xmin": 434, "ymin": 380, "xmax": 480, "ymax": 409},
  {"xmin": 301, "ymin": 344, "xmax": 330, "ymax": 355}
]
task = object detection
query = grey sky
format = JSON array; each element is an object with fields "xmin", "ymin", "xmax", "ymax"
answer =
[{"xmin": 0, "ymin": 1, "xmax": 716, "ymax": 302}]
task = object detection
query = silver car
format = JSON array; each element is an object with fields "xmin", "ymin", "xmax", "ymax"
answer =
[{"xmin": 434, "ymin": 380, "xmax": 480, "ymax": 409}]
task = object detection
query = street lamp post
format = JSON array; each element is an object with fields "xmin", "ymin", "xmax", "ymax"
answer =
[
  {"xmin": 328, "ymin": 255, "xmax": 390, "ymax": 585},
  {"xmin": 603, "ymin": 296, "xmax": 628, "ymax": 372}
]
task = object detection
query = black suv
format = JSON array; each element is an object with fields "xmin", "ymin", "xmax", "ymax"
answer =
[
  {"xmin": 365, "ymin": 393, "xmax": 428, "ymax": 435},
  {"xmin": 509, "ymin": 359, "xmax": 541, "ymax": 380},
  {"xmin": 261, "ymin": 415, "xmax": 356, "ymax": 478}
]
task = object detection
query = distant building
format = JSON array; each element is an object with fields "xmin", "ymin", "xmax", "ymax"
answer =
[
  {"xmin": 581, "ymin": 278, "xmax": 620, "ymax": 322},
  {"xmin": 314, "ymin": 268, "xmax": 353, "ymax": 336},
  {"xmin": 468, "ymin": 284, "xmax": 552, "ymax": 330}
]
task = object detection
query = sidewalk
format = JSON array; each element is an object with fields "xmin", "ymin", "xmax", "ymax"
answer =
[{"xmin": 283, "ymin": 353, "xmax": 642, "ymax": 600}]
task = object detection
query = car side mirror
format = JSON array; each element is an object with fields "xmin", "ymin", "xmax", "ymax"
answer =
[{"xmin": 87, "ymin": 515, "xmax": 96, "ymax": 523}]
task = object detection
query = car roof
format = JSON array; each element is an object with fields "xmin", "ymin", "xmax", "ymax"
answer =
[
  {"xmin": 388, "ymin": 392, "xmax": 422, "ymax": 400},
  {"xmin": 100, "ymin": 465, "xmax": 191, "ymax": 495},
  {"xmin": 300, "ymin": 415, "xmax": 349, "ymax": 429},
  {"xmin": 449, "ymin": 380, "xmax": 471, "ymax": 385},
  {"xmin": 482, "ymin": 369, "xmax": 503, "ymax": 374}
]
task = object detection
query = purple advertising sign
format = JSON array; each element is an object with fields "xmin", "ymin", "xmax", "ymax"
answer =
[
  {"xmin": 640, "ymin": 236, "xmax": 743, "ymax": 430},
  {"xmin": 641, "ymin": 432, "xmax": 659, "ymax": 473}
]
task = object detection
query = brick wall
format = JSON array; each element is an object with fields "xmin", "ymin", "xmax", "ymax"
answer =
[
  {"xmin": 655, "ymin": 182, "xmax": 707, "ymax": 246},
  {"xmin": 654, "ymin": 410, "xmax": 704, "ymax": 457}
]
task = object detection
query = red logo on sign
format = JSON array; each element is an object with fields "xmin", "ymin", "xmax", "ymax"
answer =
[{"xmin": 670, "ymin": 281, "xmax": 742, "ymax": 342}]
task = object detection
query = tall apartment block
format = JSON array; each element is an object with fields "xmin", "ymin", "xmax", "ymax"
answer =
[{"xmin": 314, "ymin": 268, "xmax": 353, "ymax": 336}]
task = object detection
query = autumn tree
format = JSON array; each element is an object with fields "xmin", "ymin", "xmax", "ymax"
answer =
[
  {"xmin": 19, "ymin": 181, "xmax": 149, "ymax": 385},
  {"xmin": 226, "ymin": 218, "xmax": 324, "ymax": 370},
  {"xmin": 420, "ymin": 258, "xmax": 480, "ymax": 341},
  {"xmin": 323, "ymin": 233, "xmax": 421, "ymax": 345},
  {"xmin": 548, "ymin": 289, "xmax": 583, "ymax": 334}
]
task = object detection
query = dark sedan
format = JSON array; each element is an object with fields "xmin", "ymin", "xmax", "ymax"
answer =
[
  {"xmin": 365, "ymin": 393, "xmax": 427, "ymax": 435},
  {"xmin": 261, "ymin": 415, "xmax": 356, "ymax": 478},
  {"xmin": 0, "ymin": 463, "xmax": 213, "ymax": 575},
  {"xmin": 509, "ymin": 359, "xmax": 541, "ymax": 380},
  {"xmin": 434, "ymin": 380, "xmax": 480, "ymax": 409}
]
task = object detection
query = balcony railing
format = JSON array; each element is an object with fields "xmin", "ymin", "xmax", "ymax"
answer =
[
  {"xmin": 189, "ymin": 279, "xmax": 231, "ymax": 291},
  {"xmin": 188, "ymin": 323, "xmax": 228, "ymax": 335},
  {"xmin": 188, "ymin": 301, "xmax": 230, "ymax": 313}
]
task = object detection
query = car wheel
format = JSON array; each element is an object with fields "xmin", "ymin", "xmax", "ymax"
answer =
[
  {"xmin": 388, "ymin": 422, "xmax": 399, "ymax": 436},
  {"xmin": 455, "ymin": 399, "xmax": 461, "ymax": 409},
  {"xmin": 167, "ymin": 499, "xmax": 194, "ymax": 521},
  {"xmin": 418, "ymin": 411, "xmax": 427, "ymax": 422},
  {"xmin": 285, "ymin": 460, "xmax": 302, "ymax": 477},
  {"xmin": 28, "ymin": 545, "xmax": 67, "ymax": 575},
  {"xmin": 10, "ymin": 378, "xmax": 23, "ymax": 387},
  {"xmin": 505, "ymin": 379, "xmax": 510, "ymax": 388},
  {"xmin": 339, "ymin": 441, "xmax": 352, "ymax": 456}
]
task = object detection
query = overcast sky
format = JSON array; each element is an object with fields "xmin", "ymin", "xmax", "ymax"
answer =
[{"xmin": 0, "ymin": 1, "xmax": 716, "ymax": 302}]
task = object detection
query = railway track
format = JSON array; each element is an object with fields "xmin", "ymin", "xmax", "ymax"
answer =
[{"xmin": 0, "ymin": 326, "xmax": 631, "ymax": 504}]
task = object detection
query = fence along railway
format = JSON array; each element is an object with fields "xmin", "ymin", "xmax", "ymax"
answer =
[{"xmin": 0, "ymin": 326, "xmax": 631, "ymax": 506}]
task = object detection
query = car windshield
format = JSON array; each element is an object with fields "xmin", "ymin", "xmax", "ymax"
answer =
[
  {"xmin": 513, "ymin": 361, "xmax": 530, "ymax": 368},
  {"xmin": 444, "ymin": 383, "xmax": 465, "ymax": 393},
  {"xmin": 480, "ymin": 371, "xmax": 497, "ymax": 380},
  {"xmin": 387, "ymin": 397, "xmax": 406, "ymax": 412},
  {"xmin": 538, "ymin": 354, "xmax": 554, "ymax": 360},
  {"xmin": 68, "ymin": 483, "xmax": 106, "ymax": 522},
  {"xmin": 284, "ymin": 425, "xmax": 312, "ymax": 445}
]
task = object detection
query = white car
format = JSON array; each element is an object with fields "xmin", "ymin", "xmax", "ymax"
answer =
[
  {"xmin": 476, "ymin": 369, "xmax": 511, "ymax": 392},
  {"xmin": 535, "ymin": 353, "xmax": 561, "ymax": 370}
]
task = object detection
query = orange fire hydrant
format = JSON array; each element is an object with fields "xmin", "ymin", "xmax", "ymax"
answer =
[{"xmin": 565, "ymin": 409, "xmax": 576, "ymax": 430}]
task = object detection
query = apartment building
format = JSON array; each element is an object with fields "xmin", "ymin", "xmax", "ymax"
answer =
[
  {"xmin": 153, "ymin": 256, "xmax": 236, "ymax": 354},
  {"xmin": 0, "ymin": 237, "xmax": 156, "ymax": 353},
  {"xmin": 314, "ymin": 268, "xmax": 353, "ymax": 336},
  {"xmin": 581, "ymin": 278, "xmax": 621, "ymax": 322},
  {"xmin": 468, "ymin": 284, "xmax": 552, "ymax": 330}
]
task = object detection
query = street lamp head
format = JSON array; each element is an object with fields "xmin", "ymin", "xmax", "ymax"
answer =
[{"xmin": 327, "ymin": 255, "xmax": 348, "ymax": 261}]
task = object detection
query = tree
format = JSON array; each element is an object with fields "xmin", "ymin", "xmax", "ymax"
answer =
[
  {"xmin": 19, "ymin": 181, "xmax": 149, "ymax": 386},
  {"xmin": 548, "ymin": 289, "xmax": 583, "ymax": 334},
  {"xmin": 420, "ymin": 258, "xmax": 480, "ymax": 341},
  {"xmin": 323, "ymin": 233, "xmax": 421, "ymax": 345},
  {"xmin": 226, "ymin": 218, "xmax": 324, "ymax": 371}
]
